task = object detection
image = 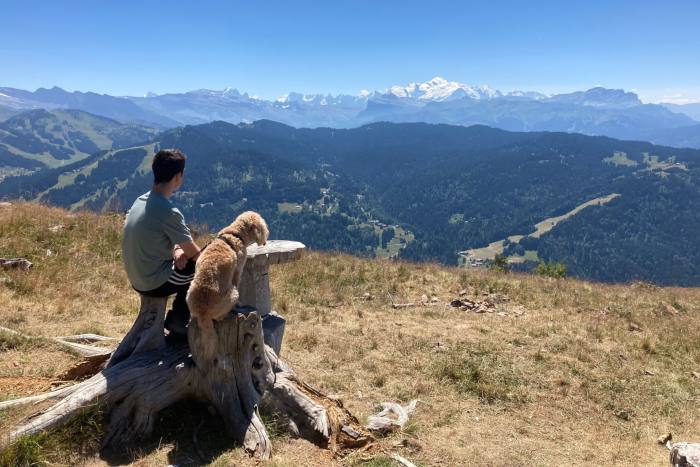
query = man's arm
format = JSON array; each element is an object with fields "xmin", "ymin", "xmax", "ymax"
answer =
[{"xmin": 174, "ymin": 241, "xmax": 201, "ymax": 269}]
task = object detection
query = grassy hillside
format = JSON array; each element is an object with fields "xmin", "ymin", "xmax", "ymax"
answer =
[
  {"xmin": 0, "ymin": 109, "xmax": 158, "ymax": 172},
  {"xmin": 0, "ymin": 203, "xmax": 698, "ymax": 466}
]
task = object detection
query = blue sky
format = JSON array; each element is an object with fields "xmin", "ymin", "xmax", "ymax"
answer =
[{"xmin": 2, "ymin": 0, "xmax": 699, "ymax": 102}]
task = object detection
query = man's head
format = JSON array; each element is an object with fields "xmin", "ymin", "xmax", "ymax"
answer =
[{"xmin": 152, "ymin": 149, "xmax": 186, "ymax": 189}]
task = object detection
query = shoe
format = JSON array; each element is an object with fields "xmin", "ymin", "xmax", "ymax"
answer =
[{"xmin": 164, "ymin": 309, "xmax": 189, "ymax": 336}]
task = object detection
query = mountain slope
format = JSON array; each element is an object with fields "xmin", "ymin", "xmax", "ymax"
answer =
[
  {"xmin": 0, "ymin": 86, "xmax": 178, "ymax": 127},
  {"xmin": 0, "ymin": 104, "xmax": 19, "ymax": 122},
  {"xmin": 1, "ymin": 202, "xmax": 697, "ymax": 466},
  {"xmin": 0, "ymin": 109, "xmax": 159, "ymax": 171},
  {"xmin": 662, "ymin": 102, "xmax": 700, "ymax": 121},
  {"xmin": 1, "ymin": 120, "xmax": 699, "ymax": 285},
  {"xmin": 645, "ymin": 123, "xmax": 700, "ymax": 149}
]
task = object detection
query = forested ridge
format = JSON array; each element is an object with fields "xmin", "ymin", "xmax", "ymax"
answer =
[{"xmin": 1, "ymin": 119, "xmax": 698, "ymax": 285}]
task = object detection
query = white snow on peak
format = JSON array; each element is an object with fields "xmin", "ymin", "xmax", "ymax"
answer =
[
  {"xmin": 359, "ymin": 89, "xmax": 371, "ymax": 98},
  {"xmin": 386, "ymin": 77, "xmax": 503, "ymax": 102},
  {"xmin": 506, "ymin": 90, "xmax": 549, "ymax": 100}
]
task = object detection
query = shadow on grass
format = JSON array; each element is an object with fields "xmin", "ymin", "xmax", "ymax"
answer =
[
  {"xmin": 1, "ymin": 400, "xmax": 243, "ymax": 467},
  {"xmin": 100, "ymin": 399, "xmax": 238, "ymax": 466}
]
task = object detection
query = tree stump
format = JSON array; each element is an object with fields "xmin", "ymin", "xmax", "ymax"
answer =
[{"xmin": 0, "ymin": 241, "xmax": 371, "ymax": 460}]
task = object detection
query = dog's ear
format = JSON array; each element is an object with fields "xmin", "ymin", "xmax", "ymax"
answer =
[{"xmin": 254, "ymin": 217, "xmax": 269, "ymax": 246}]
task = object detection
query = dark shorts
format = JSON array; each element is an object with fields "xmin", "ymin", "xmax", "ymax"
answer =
[{"xmin": 136, "ymin": 259, "xmax": 195, "ymax": 335}]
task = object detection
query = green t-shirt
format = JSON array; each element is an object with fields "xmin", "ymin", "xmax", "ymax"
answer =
[{"xmin": 122, "ymin": 191, "xmax": 193, "ymax": 291}]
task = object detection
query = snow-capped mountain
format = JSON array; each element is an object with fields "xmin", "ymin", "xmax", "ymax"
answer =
[
  {"xmin": 384, "ymin": 76, "xmax": 501, "ymax": 102},
  {"xmin": 0, "ymin": 79, "xmax": 697, "ymax": 146}
]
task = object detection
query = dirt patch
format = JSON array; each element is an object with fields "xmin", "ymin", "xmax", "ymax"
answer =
[{"xmin": 0, "ymin": 375, "xmax": 53, "ymax": 398}]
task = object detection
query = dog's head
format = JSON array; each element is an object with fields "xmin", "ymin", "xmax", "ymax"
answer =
[{"xmin": 227, "ymin": 211, "xmax": 269, "ymax": 246}]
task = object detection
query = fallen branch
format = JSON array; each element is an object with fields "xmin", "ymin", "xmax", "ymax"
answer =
[
  {"xmin": 0, "ymin": 382, "xmax": 83, "ymax": 411},
  {"xmin": 387, "ymin": 294, "xmax": 415, "ymax": 310},
  {"xmin": 0, "ymin": 326, "xmax": 112, "ymax": 358},
  {"xmin": 1, "ymin": 299, "xmax": 372, "ymax": 460},
  {"xmin": 0, "ymin": 258, "xmax": 32, "ymax": 271},
  {"xmin": 392, "ymin": 453, "xmax": 417, "ymax": 467},
  {"xmin": 58, "ymin": 334, "xmax": 119, "ymax": 344}
]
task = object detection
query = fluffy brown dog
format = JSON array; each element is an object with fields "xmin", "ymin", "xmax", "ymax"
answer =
[{"xmin": 186, "ymin": 211, "xmax": 269, "ymax": 356}]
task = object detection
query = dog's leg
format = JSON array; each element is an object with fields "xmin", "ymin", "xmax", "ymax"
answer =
[{"xmin": 196, "ymin": 317, "xmax": 218, "ymax": 362}]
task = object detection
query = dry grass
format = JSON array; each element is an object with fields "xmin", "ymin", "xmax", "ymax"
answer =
[{"xmin": 1, "ymin": 202, "xmax": 699, "ymax": 466}]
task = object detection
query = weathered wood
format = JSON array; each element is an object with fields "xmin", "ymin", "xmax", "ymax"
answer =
[
  {"xmin": 0, "ymin": 326, "xmax": 111, "ymax": 358},
  {"xmin": 387, "ymin": 293, "xmax": 415, "ymax": 309},
  {"xmin": 2, "ymin": 305, "xmax": 371, "ymax": 460},
  {"xmin": 246, "ymin": 240, "xmax": 306, "ymax": 265},
  {"xmin": 670, "ymin": 443, "xmax": 700, "ymax": 467},
  {"xmin": 188, "ymin": 310, "xmax": 274, "ymax": 458},
  {"xmin": 0, "ymin": 258, "xmax": 32, "ymax": 270},
  {"xmin": 0, "ymin": 383, "xmax": 83, "ymax": 411},
  {"xmin": 392, "ymin": 453, "xmax": 418, "ymax": 467},
  {"xmin": 262, "ymin": 313, "xmax": 286, "ymax": 355},
  {"xmin": 262, "ymin": 345, "xmax": 372, "ymax": 453},
  {"xmin": 365, "ymin": 400, "xmax": 418, "ymax": 434},
  {"xmin": 1, "ymin": 238, "xmax": 377, "ymax": 460},
  {"xmin": 239, "ymin": 240, "xmax": 305, "ymax": 316},
  {"xmin": 105, "ymin": 295, "xmax": 167, "ymax": 368},
  {"xmin": 58, "ymin": 334, "xmax": 119, "ymax": 344}
]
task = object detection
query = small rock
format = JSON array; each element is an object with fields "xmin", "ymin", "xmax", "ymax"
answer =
[
  {"xmin": 0, "ymin": 202, "xmax": 12, "ymax": 207},
  {"xmin": 420, "ymin": 294, "xmax": 428, "ymax": 304},
  {"xmin": 692, "ymin": 371, "xmax": 700, "ymax": 379},
  {"xmin": 657, "ymin": 432, "xmax": 673, "ymax": 445},
  {"xmin": 628, "ymin": 322, "xmax": 642, "ymax": 332},
  {"xmin": 614, "ymin": 409, "xmax": 632, "ymax": 421},
  {"xmin": 497, "ymin": 311, "xmax": 508, "ymax": 317},
  {"xmin": 643, "ymin": 369, "xmax": 656, "ymax": 376},
  {"xmin": 512, "ymin": 306, "xmax": 526, "ymax": 317},
  {"xmin": 361, "ymin": 292, "xmax": 373, "ymax": 300},
  {"xmin": 430, "ymin": 296, "xmax": 439, "ymax": 303},
  {"xmin": 458, "ymin": 289, "xmax": 468, "ymax": 296},
  {"xmin": 45, "ymin": 249, "xmax": 53, "ymax": 257},
  {"xmin": 48, "ymin": 224, "xmax": 64, "ymax": 233},
  {"xmin": 450, "ymin": 299, "xmax": 463, "ymax": 307},
  {"xmin": 355, "ymin": 391, "xmax": 363, "ymax": 399}
]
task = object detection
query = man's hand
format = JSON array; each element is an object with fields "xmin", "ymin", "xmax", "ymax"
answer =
[
  {"xmin": 173, "ymin": 246, "xmax": 188, "ymax": 270},
  {"xmin": 179, "ymin": 240, "xmax": 201, "ymax": 261}
]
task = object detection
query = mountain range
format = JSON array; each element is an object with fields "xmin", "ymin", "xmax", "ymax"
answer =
[
  {"xmin": 1, "ymin": 119, "xmax": 698, "ymax": 286},
  {"xmin": 2, "ymin": 77, "xmax": 699, "ymax": 148}
]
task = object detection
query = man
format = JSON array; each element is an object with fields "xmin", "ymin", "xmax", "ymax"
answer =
[{"xmin": 122, "ymin": 148, "xmax": 201, "ymax": 336}]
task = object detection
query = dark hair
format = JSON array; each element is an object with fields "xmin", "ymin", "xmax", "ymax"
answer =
[{"xmin": 152, "ymin": 149, "xmax": 186, "ymax": 184}]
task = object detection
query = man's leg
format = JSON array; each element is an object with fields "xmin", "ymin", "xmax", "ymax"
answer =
[{"xmin": 163, "ymin": 259, "xmax": 196, "ymax": 336}]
